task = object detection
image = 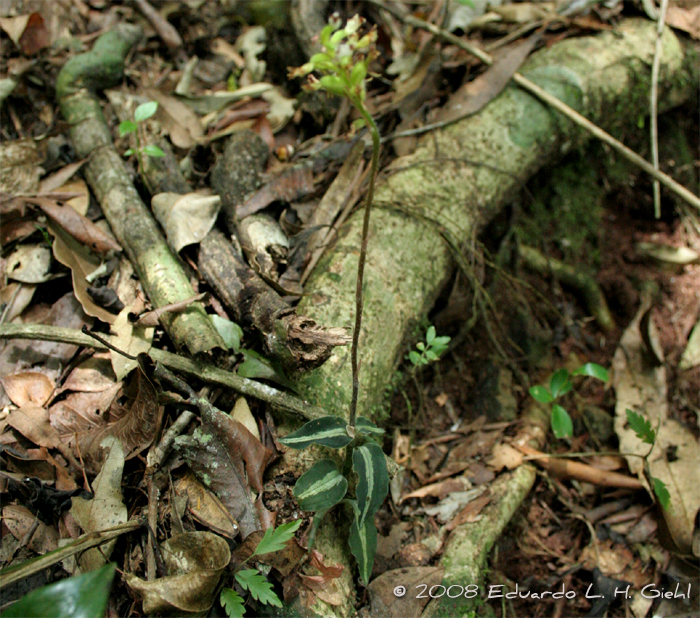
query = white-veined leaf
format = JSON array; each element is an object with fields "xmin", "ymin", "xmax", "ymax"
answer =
[
  {"xmin": 353, "ymin": 443, "xmax": 389, "ymax": 526},
  {"xmin": 293, "ymin": 459, "xmax": 348, "ymax": 512},
  {"xmin": 349, "ymin": 515, "xmax": 377, "ymax": 586},
  {"xmin": 279, "ymin": 416, "xmax": 352, "ymax": 449},
  {"xmin": 356, "ymin": 417, "xmax": 385, "ymax": 436}
]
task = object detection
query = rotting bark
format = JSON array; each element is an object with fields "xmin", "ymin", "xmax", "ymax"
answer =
[
  {"xmin": 55, "ymin": 24, "xmax": 224, "ymax": 357},
  {"xmin": 294, "ymin": 19, "xmax": 694, "ymax": 421},
  {"xmin": 205, "ymin": 130, "xmax": 351, "ymax": 371}
]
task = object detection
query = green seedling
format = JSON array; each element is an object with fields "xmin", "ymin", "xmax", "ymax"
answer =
[
  {"xmin": 118, "ymin": 100, "xmax": 165, "ymax": 175},
  {"xmin": 284, "ymin": 15, "xmax": 388, "ymax": 585},
  {"xmin": 625, "ymin": 409, "xmax": 670, "ymax": 510},
  {"xmin": 220, "ymin": 520, "xmax": 302, "ymax": 617},
  {"xmin": 529, "ymin": 362, "xmax": 609, "ymax": 439},
  {"xmin": 408, "ymin": 325, "xmax": 451, "ymax": 368}
]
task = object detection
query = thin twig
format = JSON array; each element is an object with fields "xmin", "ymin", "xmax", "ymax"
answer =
[
  {"xmin": 651, "ymin": 0, "xmax": 670, "ymax": 219},
  {"xmin": 369, "ymin": 0, "xmax": 700, "ymax": 213}
]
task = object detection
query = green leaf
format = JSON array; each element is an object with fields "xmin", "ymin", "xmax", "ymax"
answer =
[
  {"xmin": 349, "ymin": 515, "xmax": 377, "ymax": 586},
  {"xmin": 457, "ymin": 0, "xmax": 475, "ymax": 6},
  {"xmin": 210, "ymin": 314, "xmax": 243, "ymax": 352},
  {"xmin": 253, "ymin": 520, "xmax": 302, "ymax": 556},
  {"xmin": 572, "ymin": 362, "xmax": 609, "ymax": 382},
  {"xmin": 235, "ymin": 569, "xmax": 282, "ymax": 607},
  {"xmin": 651, "ymin": 477, "xmax": 670, "ymax": 510},
  {"xmin": 529, "ymin": 385, "xmax": 554, "ymax": 404},
  {"xmin": 626, "ymin": 409, "xmax": 656, "ymax": 445},
  {"xmin": 350, "ymin": 62, "xmax": 367, "ymax": 86},
  {"xmin": 432, "ymin": 336, "xmax": 451, "ymax": 347},
  {"xmin": 141, "ymin": 144, "xmax": 165, "ymax": 158},
  {"xmin": 118, "ymin": 120, "xmax": 137, "ymax": 136},
  {"xmin": 3, "ymin": 562, "xmax": 115, "ymax": 618},
  {"xmin": 293, "ymin": 459, "xmax": 348, "ymax": 511},
  {"xmin": 426, "ymin": 325, "xmax": 436, "ymax": 345},
  {"xmin": 237, "ymin": 349, "xmax": 293, "ymax": 389},
  {"xmin": 123, "ymin": 148, "xmax": 134, "ymax": 156},
  {"xmin": 425, "ymin": 350, "xmax": 438, "ymax": 361},
  {"xmin": 549, "ymin": 368, "xmax": 572, "ymax": 398},
  {"xmin": 134, "ymin": 100, "xmax": 159, "ymax": 122},
  {"xmin": 329, "ymin": 28, "xmax": 348, "ymax": 46},
  {"xmin": 408, "ymin": 350, "xmax": 421, "ymax": 366},
  {"xmin": 220, "ymin": 588, "xmax": 245, "ymax": 618},
  {"xmin": 551, "ymin": 404, "xmax": 573, "ymax": 439},
  {"xmin": 353, "ymin": 443, "xmax": 389, "ymax": 526},
  {"xmin": 416, "ymin": 342, "xmax": 425, "ymax": 351},
  {"xmin": 279, "ymin": 416, "xmax": 353, "ymax": 449},
  {"xmin": 356, "ymin": 417, "xmax": 385, "ymax": 436}
]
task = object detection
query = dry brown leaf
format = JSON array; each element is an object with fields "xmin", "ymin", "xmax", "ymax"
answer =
[
  {"xmin": 32, "ymin": 196, "xmax": 122, "ymax": 256},
  {"xmin": 77, "ymin": 361, "xmax": 163, "ymax": 473},
  {"xmin": 146, "ymin": 90, "xmax": 203, "ymax": 148},
  {"xmin": 151, "ymin": 192, "xmax": 221, "ymax": 253},
  {"xmin": 666, "ymin": 4, "xmax": 700, "ymax": 39},
  {"xmin": 126, "ymin": 532, "xmax": 230, "ymax": 615},
  {"xmin": 2, "ymin": 504, "xmax": 59, "ymax": 554},
  {"xmin": 5, "ymin": 244, "xmax": 52, "ymax": 284},
  {"xmin": 131, "ymin": 292, "xmax": 206, "ymax": 327},
  {"xmin": 48, "ymin": 220, "xmax": 117, "ymax": 324},
  {"xmin": 488, "ymin": 443, "xmax": 524, "ymax": 471},
  {"xmin": 436, "ymin": 35, "xmax": 539, "ymax": 124},
  {"xmin": 400, "ymin": 476, "xmax": 471, "ymax": 503},
  {"xmin": 174, "ymin": 471, "xmax": 240, "ymax": 538},
  {"xmin": 37, "ymin": 160, "xmax": 87, "ymax": 194},
  {"xmin": 613, "ymin": 296, "xmax": 700, "ymax": 555},
  {"xmin": 237, "ymin": 165, "xmax": 314, "ymax": 218},
  {"xmin": 0, "ymin": 371, "xmax": 54, "ymax": 407},
  {"xmin": 7, "ymin": 403, "xmax": 62, "ymax": 449}
]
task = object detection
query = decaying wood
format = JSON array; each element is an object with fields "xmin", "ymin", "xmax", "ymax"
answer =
[
  {"xmin": 199, "ymin": 229, "xmax": 350, "ymax": 372},
  {"xmin": 205, "ymin": 130, "xmax": 351, "ymax": 371},
  {"xmin": 55, "ymin": 24, "xmax": 224, "ymax": 357}
]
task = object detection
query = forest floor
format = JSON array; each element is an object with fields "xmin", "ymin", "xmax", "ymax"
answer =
[{"xmin": 1, "ymin": 1, "xmax": 699, "ymax": 617}]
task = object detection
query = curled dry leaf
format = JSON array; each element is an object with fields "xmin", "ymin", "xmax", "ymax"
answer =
[
  {"xmin": 126, "ymin": 531, "xmax": 230, "ymax": 615},
  {"xmin": 131, "ymin": 292, "xmax": 207, "ymax": 327},
  {"xmin": 174, "ymin": 471, "xmax": 240, "ymax": 539},
  {"xmin": 0, "ymin": 371, "xmax": 54, "ymax": 407},
  {"xmin": 70, "ymin": 436, "xmax": 127, "ymax": 572},
  {"xmin": 109, "ymin": 306, "xmax": 154, "ymax": 381},
  {"xmin": 151, "ymin": 192, "xmax": 221, "ymax": 253}
]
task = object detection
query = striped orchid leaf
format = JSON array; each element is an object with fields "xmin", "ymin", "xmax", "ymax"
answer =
[
  {"xmin": 293, "ymin": 459, "xmax": 348, "ymax": 512},
  {"xmin": 353, "ymin": 443, "xmax": 389, "ymax": 526},
  {"xmin": 356, "ymin": 417, "xmax": 384, "ymax": 436},
  {"xmin": 279, "ymin": 416, "xmax": 353, "ymax": 449},
  {"xmin": 349, "ymin": 514, "xmax": 377, "ymax": 586}
]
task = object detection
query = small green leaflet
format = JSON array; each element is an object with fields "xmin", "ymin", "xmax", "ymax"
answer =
[
  {"xmin": 626, "ymin": 409, "xmax": 656, "ymax": 445},
  {"xmin": 572, "ymin": 362, "xmax": 609, "ymax": 382},
  {"xmin": 349, "ymin": 516, "xmax": 377, "ymax": 586},
  {"xmin": 529, "ymin": 385, "xmax": 554, "ymax": 404},
  {"xmin": 3, "ymin": 562, "xmax": 116, "ymax": 618},
  {"xmin": 551, "ymin": 404, "xmax": 573, "ymax": 439},
  {"xmin": 651, "ymin": 477, "xmax": 670, "ymax": 510},
  {"xmin": 141, "ymin": 144, "xmax": 165, "ymax": 158},
  {"xmin": 279, "ymin": 416, "xmax": 353, "ymax": 449},
  {"xmin": 134, "ymin": 100, "xmax": 159, "ymax": 122},
  {"xmin": 549, "ymin": 369, "xmax": 572, "ymax": 398},
  {"xmin": 254, "ymin": 520, "xmax": 302, "ymax": 555},
  {"xmin": 356, "ymin": 417, "xmax": 385, "ymax": 436},
  {"xmin": 235, "ymin": 569, "xmax": 282, "ymax": 607},
  {"xmin": 353, "ymin": 443, "xmax": 389, "ymax": 526},
  {"xmin": 220, "ymin": 588, "xmax": 245, "ymax": 618},
  {"xmin": 293, "ymin": 459, "xmax": 348, "ymax": 511},
  {"xmin": 210, "ymin": 314, "xmax": 243, "ymax": 352},
  {"xmin": 119, "ymin": 120, "xmax": 137, "ymax": 137}
]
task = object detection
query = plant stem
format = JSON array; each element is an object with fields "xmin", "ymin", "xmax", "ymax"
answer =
[{"xmin": 348, "ymin": 109, "xmax": 380, "ymax": 429}]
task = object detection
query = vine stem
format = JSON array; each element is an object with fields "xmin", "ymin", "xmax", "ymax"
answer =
[{"xmin": 348, "ymin": 108, "xmax": 380, "ymax": 430}]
